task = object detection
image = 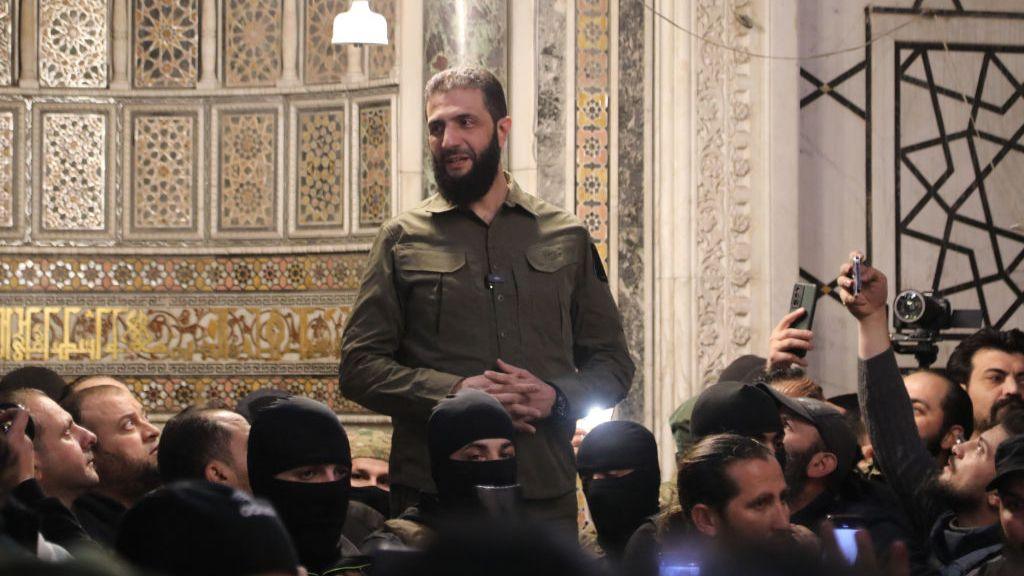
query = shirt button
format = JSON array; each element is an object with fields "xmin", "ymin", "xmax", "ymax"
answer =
[{"xmin": 496, "ymin": 294, "xmax": 504, "ymax": 302}]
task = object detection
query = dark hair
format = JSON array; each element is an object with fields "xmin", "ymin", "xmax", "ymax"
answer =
[
  {"xmin": 60, "ymin": 384, "xmax": 124, "ymax": 426},
  {"xmin": 765, "ymin": 367, "xmax": 825, "ymax": 401},
  {"xmin": 925, "ymin": 368, "xmax": 976, "ymax": 440},
  {"xmin": 0, "ymin": 367, "xmax": 67, "ymax": 401},
  {"xmin": 677, "ymin": 433, "xmax": 774, "ymax": 518},
  {"xmin": 424, "ymin": 66, "xmax": 508, "ymax": 122},
  {"xmin": 947, "ymin": 328, "xmax": 1024, "ymax": 387},
  {"xmin": 158, "ymin": 407, "xmax": 235, "ymax": 483}
]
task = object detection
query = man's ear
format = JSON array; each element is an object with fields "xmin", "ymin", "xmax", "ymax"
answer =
[
  {"xmin": 941, "ymin": 425, "xmax": 965, "ymax": 451},
  {"xmin": 496, "ymin": 116, "xmax": 512, "ymax": 148},
  {"xmin": 204, "ymin": 460, "xmax": 231, "ymax": 484},
  {"xmin": 807, "ymin": 452, "xmax": 838, "ymax": 480},
  {"xmin": 690, "ymin": 503, "xmax": 720, "ymax": 537},
  {"xmin": 987, "ymin": 490, "xmax": 1000, "ymax": 510}
]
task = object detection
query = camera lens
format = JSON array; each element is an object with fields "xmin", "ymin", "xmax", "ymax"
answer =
[{"xmin": 894, "ymin": 290, "xmax": 925, "ymax": 324}]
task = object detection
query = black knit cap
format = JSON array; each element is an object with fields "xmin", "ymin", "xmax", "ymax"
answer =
[
  {"xmin": 428, "ymin": 389, "xmax": 515, "ymax": 465},
  {"xmin": 248, "ymin": 396, "xmax": 351, "ymax": 494},
  {"xmin": 577, "ymin": 420, "xmax": 659, "ymax": 475},
  {"xmin": 691, "ymin": 381, "xmax": 782, "ymax": 439},
  {"xmin": 116, "ymin": 481, "xmax": 299, "ymax": 576}
]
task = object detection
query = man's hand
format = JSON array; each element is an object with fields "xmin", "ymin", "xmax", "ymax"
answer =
[
  {"xmin": 836, "ymin": 251, "xmax": 892, "ymax": 359},
  {"xmin": 767, "ymin": 308, "xmax": 814, "ymax": 371},
  {"xmin": 483, "ymin": 359, "xmax": 557, "ymax": 434},
  {"xmin": 837, "ymin": 251, "xmax": 887, "ymax": 321},
  {"xmin": 0, "ymin": 408, "xmax": 35, "ymax": 492},
  {"xmin": 455, "ymin": 375, "xmax": 543, "ymax": 433}
]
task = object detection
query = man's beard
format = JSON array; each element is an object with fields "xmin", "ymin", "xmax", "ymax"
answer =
[
  {"xmin": 924, "ymin": 432, "xmax": 945, "ymax": 458},
  {"xmin": 94, "ymin": 448, "xmax": 161, "ymax": 504},
  {"xmin": 783, "ymin": 445, "xmax": 816, "ymax": 504},
  {"xmin": 925, "ymin": 474, "xmax": 979, "ymax": 516},
  {"xmin": 431, "ymin": 130, "xmax": 502, "ymax": 207},
  {"xmin": 981, "ymin": 396, "xmax": 1024, "ymax": 431}
]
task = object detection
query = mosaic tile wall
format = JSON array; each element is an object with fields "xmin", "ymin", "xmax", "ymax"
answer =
[
  {"xmin": 575, "ymin": 0, "xmax": 612, "ymax": 268},
  {"xmin": 0, "ymin": 1, "xmax": 399, "ymax": 417}
]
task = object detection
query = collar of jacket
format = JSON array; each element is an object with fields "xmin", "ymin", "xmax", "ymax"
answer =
[
  {"xmin": 423, "ymin": 172, "xmax": 539, "ymax": 217},
  {"xmin": 928, "ymin": 511, "xmax": 1004, "ymax": 574}
]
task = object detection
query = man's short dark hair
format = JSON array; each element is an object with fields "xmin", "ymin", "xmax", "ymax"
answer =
[
  {"xmin": 677, "ymin": 433, "xmax": 774, "ymax": 518},
  {"xmin": 0, "ymin": 367, "xmax": 66, "ymax": 401},
  {"xmin": 424, "ymin": 66, "xmax": 508, "ymax": 122},
  {"xmin": 947, "ymin": 328, "xmax": 1024, "ymax": 387},
  {"xmin": 158, "ymin": 407, "xmax": 234, "ymax": 483},
  {"xmin": 928, "ymin": 368, "xmax": 975, "ymax": 440}
]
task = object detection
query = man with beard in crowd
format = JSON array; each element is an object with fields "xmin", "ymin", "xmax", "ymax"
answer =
[
  {"xmin": 905, "ymin": 369, "xmax": 974, "ymax": 465},
  {"xmin": 972, "ymin": 434, "xmax": 1024, "ymax": 575},
  {"xmin": 340, "ymin": 65, "xmax": 634, "ymax": 532},
  {"xmin": 575, "ymin": 420, "xmax": 660, "ymax": 567},
  {"xmin": 61, "ymin": 383, "xmax": 161, "ymax": 547},
  {"xmin": 947, "ymin": 328, "xmax": 1024, "ymax": 438},
  {"xmin": 248, "ymin": 395, "xmax": 368, "ymax": 575},
  {"xmin": 838, "ymin": 252, "xmax": 1024, "ymax": 575},
  {"xmin": 157, "ymin": 406, "xmax": 251, "ymax": 494},
  {"xmin": 361, "ymin": 389, "xmax": 520, "ymax": 553}
]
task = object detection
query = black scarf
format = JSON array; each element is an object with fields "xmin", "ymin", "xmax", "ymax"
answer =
[{"xmin": 248, "ymin": 397, "xmax": 351, "ymax": 573}]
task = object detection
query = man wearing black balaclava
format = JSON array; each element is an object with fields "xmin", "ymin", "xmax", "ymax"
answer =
[
  {"xmin": 248, "ymin": 396, "xmax": 368, "ymax": 575},
  {"xmin": 576, "ymin": 420, "xmax": 660, "ymax": 565},
  {"xmin": 361, "ymin": 389, "xmax": 519, "ymax": 553}
]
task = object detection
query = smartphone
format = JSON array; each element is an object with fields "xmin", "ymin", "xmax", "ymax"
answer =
[
  {"xmin": 0, "ymin": 402, "xmax": 35, "ymax": 440},
  {"xmin": 788, "ymin": 282, "xmax": 818, "ymax": 358},
  {"xmin": 659, "ymin": 562, "xmax": 700, "ymax": 576},
  {"xmin": 852, "ymin": 256, "xmax": 863, "ymax": 295},
  {"xmin": 828, "ymin": 514, "xmax": 866, "ymax": 565}
]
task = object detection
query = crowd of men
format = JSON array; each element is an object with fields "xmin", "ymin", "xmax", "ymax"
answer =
[{"xmin": 2, "ymin": 66, "xmax": 1024, "ymax": 575}]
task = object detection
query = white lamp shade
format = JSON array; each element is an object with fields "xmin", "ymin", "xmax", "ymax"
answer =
[{"xmin": 332, "ymin": 0, "xmax": 389, "ymax": 45}]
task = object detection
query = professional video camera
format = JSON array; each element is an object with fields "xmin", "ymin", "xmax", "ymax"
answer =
[{"xmin": 890, "ymin": 289, "xmax": 983, "ymax": 368}]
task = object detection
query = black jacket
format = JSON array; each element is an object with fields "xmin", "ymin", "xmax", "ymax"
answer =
[
  {"xmin": 72, "ymin": 492, "xmax": 126, "ymax": 548},
  {"xmin": 10, "ymin": 479, "xmax": 91, "ymax": 551},
  {"xmin": 928, "ymin": 512, "xmax": 1003, "ymax": 576}
]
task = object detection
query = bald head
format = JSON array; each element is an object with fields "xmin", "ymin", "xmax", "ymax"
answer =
[{"xmin": 68, "ymin": 375, "xmax": 131, "ymax": 396}]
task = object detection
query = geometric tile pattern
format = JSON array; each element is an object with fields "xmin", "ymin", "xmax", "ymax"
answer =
[
  {"xmin": 0, "ymin": 0, "xmax": 11, "ymax": 86},
  {"xmin": 218, "ymin": 111, "xmax": 277, "ymax": 231},
  {"xmin": 297, "ymin": 108, "xmax": 345, "ymax": 228},
  {"xmin": 131, "ymin": 113, "xmax": 196, "ymax": 230},
  {"xmin": 40, "ymin": 113, "xmax": 107, "ymax": 231},
  {"xmin": 574, "ymin": 0, "xmax": 611, "ymax": 267},
  {"xmin": 0, "ymin": 254, "xmax": 367, "ymax": 292},
  {"xmin": 39, "ymin": 0, "xmax": 109, "ymax": 88},
  {"xmin": 224, "ymin": 0, "xmax": 281, "ymax": 87},
  {"xmin": 357, "ymin": 103, "xmax": 391, "ymax": 229},
  {"xmin": 368, "ymin": 0, "xmax": 397, "ymax": 80},
  {"xmin": 133, "ymin": 0, "xmax": 199, "ymax": 88},
  {"xmin": 895, "ymin": 44, "xmax": 1024, "ymax": 328},
  {"xmin": 121, "ymin": 376, "xmax": 368, "ymax": 414},
  {"xmin": 0, "ymin": 111, "xmax": 12, "ymax": 228},
  {"xmin": 304, "ymin": 0, "xmax": 347, "ymax": 84}
]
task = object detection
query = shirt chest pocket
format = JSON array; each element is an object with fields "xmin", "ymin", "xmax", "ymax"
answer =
[
  {"xmin": 522, "ymin": 238, "xmax": 579, "ymax": 348},
  {"xmin": 395, "ymin": 246, "xmax": 471, "ymax": 335}
]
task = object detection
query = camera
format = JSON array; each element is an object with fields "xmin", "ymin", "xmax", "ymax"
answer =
[{"xmin": 891, "ymin": 290, "xmax": 983, "ymax": 368}]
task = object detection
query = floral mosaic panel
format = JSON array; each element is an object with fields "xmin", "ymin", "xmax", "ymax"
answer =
[
  {"xmin": 368, "ymin": 0, "xmax": 397, "ymax": 80},
  {"xmin": 0, "ymin": 304, "xmax": 349, "ymax": 364},
  {"xmin": 358, "ymin": 103, "xmax": 391, "ymax": 229},
  {"xmin": 219, "ymin": 111, "xmax": 277, "ymax": 231},
  {"xmin": 0, "ymin": 254, "xmax": 367, "ymax": 292},
  {"xmin": 0, "ymin": 112, "xmax": 12, "ymax": 228},
  {"xmin": 40, "ymin": 113, "xmax": 107, "ymax": 231},
  {"xmin": 0, "ymin": 0, "xmax": 12, "ymax": 86},
  {"xmin": 39, "ymin": 0, "xmax": 109, "ymax": 88},
  {"xmin": 131, "ymin": 113, "xmax": 196, "ymax": 231},
  {"xmin": 304, "ymin": 0, "xmax": 347, "ymax": 84},
  {"xmin": 120, "ymin": 376, "xmax": 367, "ymax": 414},
  {"xmin": 224, "ymin": 0, "xmax": 282, "ymax": 87},
  {"xmin": 575, "ymin": 0, "xmax": 611, "ymax": 267},
  {"xmin": 297, "ymin": 109, "xmax": 345, "ymax": 228},
  {"xmin": 134, "ymin": 0, "xmax": 199, "ymax": 88}
]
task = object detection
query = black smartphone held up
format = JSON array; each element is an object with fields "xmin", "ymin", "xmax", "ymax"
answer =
[
  {"xmin": 789, "ymin": 282, "xmax": 818, "ymax": 358},
  {"xmin": 853, "ymin": 256, "xmax": 863, "ymax": 295},
  {"xmin": 828, "ymin": 514, "xmax": 868, "ymax": 566},
  {"xmin": 0, "ymin": 402, "xmax": 35, "ymax": 440}
]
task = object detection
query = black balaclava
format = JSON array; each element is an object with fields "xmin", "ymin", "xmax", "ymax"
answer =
[
  {"xmin": 576, "ymin": 421, "xmax": 660, "ymax": 557},
  {"xmin": 428, "ymin": 389, "xmax": 517, "ymax": 510},
  {"xmin": 248, "ymin": 397, "xmax": 351, "ymax": 573},
  {"xmin": 350, "ymin": 485, "xmax": 390, "ymax": 517}
]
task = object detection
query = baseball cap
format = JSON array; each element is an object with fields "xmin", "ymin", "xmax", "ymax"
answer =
[{"xmin": 987, "ymin": 433, "xmax": 1024, "ymax": 492}]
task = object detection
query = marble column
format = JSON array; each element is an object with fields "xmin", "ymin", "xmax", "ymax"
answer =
[
  {"xmin": 534, "ymin": 0, "xmax": 568, "ymax": 207},
  {"xmin": 278, "ymin": 0, "xmax": 299, "ymax": 86},
  {"xmin": 198, "ymin": 0, "xmax": 218, "ymax": 88},
  {"xmin": 422, "ymin": 0, "xmax": 509, "ymax": 193},
  {"xmin": 18, "ymin": 0, "xmax": 37, "ymax": 88},
  {"xmin": 111, "ymin": 0, "xmax": 130, "ymax": 88},
  {"xmin": 423, "ymin": 0, "xmax": 508, "ymax": 87}
]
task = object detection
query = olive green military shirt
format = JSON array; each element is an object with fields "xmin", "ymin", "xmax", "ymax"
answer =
[{"xmin": 339, "ymin": 175, "xmax": 634, "ymax": 500}]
